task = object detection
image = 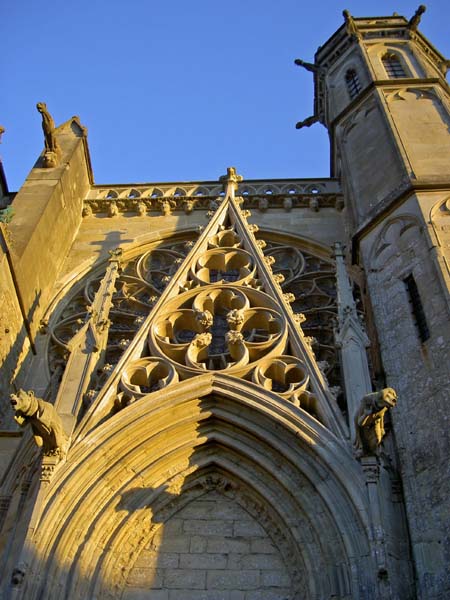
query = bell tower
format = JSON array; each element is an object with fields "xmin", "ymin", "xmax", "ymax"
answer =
[
  {"xmin": 305, "ymin": 6, "xmax": 450, "ymax": 227},
  {"xmin": 297, "ymin": 7, "xmax": 450, "ymax": 599}
]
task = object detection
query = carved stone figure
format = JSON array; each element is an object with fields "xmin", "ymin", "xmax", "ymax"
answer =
[
  {"xmin": 342, "ymin": 9, "xmax": 361, "ymax": 39},
  {"xmin": 309, "ymin": 198, "xmax": 319, "ymax": 212},
  {"xmin": 159, "ymin": 199, "xmax": 173, "ymax": 216},
  {"xmin": 194, "ymin": 309, "xmax": 213, "ymax": 330},
  {"xmin": 183, "ymin": 199, "xmax": 194, "ymax": 214},
  {"xmin": 191, "ymin": 332, "xmax": 212, "ymax": 348},
  {"xmin": 82, "ymin": 204, "xmax": 93, "ymax": 217},
  {"xmin": 108, "ymin": 201, "xmax": 119, "ymax": 217},
  {"xmin": 10, "ymin": 389, "xmax": 68, "ymax": 457},
  {"xmin": 36, "ymin": 102, "xmax": 60, "ymax": 167},
  {"xmin": 258, "ymin": 197, "xmax": 269, "ymax": 212},
  {"xmin": 226, "ymin": 330, "xmax": 244, "ymax": 345},
  {"xmin": 282, "ymin": 197, "xmax": 293, "ymax": 211},
  {"xmin": 136, "ymin": 201, "xmax": 147, "ymax": 216},
  {"xmin": 226, "ymin": 308, "xmax": 245, "ymax": 330},
  {"xmin": 354, "ymin": 388, "xmax": 397, "ymax": 456}
]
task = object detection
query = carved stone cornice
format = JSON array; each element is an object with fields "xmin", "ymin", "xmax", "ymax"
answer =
[{"xmin": 82, "ymin": 177, "xmax": 342, "ymax": 217}]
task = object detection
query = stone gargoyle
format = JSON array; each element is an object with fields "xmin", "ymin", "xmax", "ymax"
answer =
[
  {"xmin": 353, "ymin": 387, "xmax": 397, "ymax": 456},
  {"xmin": 36, "ymin": 102, "xmax": 60, "ymax": 167},
  {"xmin": 10, "ymin": 389, "xmax": 68, "ymax": 457}
]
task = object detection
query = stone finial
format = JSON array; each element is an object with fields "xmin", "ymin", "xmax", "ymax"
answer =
[
  {"xmin": 36, "ymin": 102, "xmax": 60, "ymax": 167},
  {"xmin": 408, "ymin": 5, "xmax": 426, "ymax": 31},
  {"xmin": 10, "ymin": 389, "xmax": 68, "ymax": 457},
  {"xmin": 353, "ymin": 388, "xmax": 397, "ymax": 456},
  {"xmin": 219, "ymin": 167, "xmax": 243, "ymax": 200}
]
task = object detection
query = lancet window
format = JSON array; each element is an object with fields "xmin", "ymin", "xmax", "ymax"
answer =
[
  {"xmin": 382, "ymin": 52, "xmax": 408, "ymax": 78},
  {"xmin": 404, "ymin": 274, "xmax": 430, "ymax": 342},
  {"xmin": 345, "ymin": 69, "xmax": 362, "ymax": 99}
]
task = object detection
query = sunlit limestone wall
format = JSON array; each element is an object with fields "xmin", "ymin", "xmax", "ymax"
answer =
[
  {"xmin": 359, "ymin": 192, "xmax": 450, "ymax": 598},
  {"xmin": 0, "ymin": 127, "xmax": 91, "ymax": 441},
  {"xmin": 364, "ymin": 41, "xmax": 450, "ymax": 181},
  {"xmin": 7, "ymin": 128, "xmax": 90, "ymax": 338}
]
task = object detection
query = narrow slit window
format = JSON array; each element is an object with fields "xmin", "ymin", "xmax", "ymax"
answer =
[
  {"xmin": 382, "ymin": 53, "xmax": 407, "ymax": 78},
  {"xmin": 345, "ymin": 69, "xmax": 361, "ymax": 99},
  {"xmin": 404, "ymin": 274, "xmax": 430, "ymax": 342}
]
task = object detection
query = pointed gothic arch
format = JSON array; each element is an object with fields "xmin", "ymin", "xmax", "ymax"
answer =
[{"xmin": 23, "ymin": 374, "xmax": 372, "ymax": 599}]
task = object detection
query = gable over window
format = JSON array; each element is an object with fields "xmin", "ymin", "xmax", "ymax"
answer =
[
  {"xmin": 382, "ymin": 52, "xmax": 408, "ymax": 78},
  {"xmin": 345, "ymin": 69, "xmax": 361, "ymax": 99}
]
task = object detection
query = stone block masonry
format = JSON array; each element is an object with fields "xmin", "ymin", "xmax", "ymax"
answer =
[{"xmin": 123, "ymin": 490, "xmax": 292, "ymax": 599}]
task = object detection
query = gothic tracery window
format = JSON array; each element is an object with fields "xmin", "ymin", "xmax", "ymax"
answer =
[{"xmin": 47, "ymin": 233, "xmax": 352, "ymax": 406}]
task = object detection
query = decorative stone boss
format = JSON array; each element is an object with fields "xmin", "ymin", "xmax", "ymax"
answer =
[{"xmin": 10, "ymin": 389, "xmax": 68, "ymax": 457}]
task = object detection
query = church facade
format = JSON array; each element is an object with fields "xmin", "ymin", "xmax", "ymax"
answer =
[{"xmin": 0, "ymin": 8, "xmax": 449, "ymax": 600}]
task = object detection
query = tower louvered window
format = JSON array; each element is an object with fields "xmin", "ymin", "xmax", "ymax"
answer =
[
  {"xmin": 382, "ymin": 53, "xmax": 407, "ymax": 78},
  {"xmin": 345, "ymin": 69, "xmax": 361, "ymax": 99}
]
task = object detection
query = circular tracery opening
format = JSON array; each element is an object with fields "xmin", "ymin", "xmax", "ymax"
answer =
[{"xmin": 150, "ymin": 286, "xmax": 287, "ymax": 377}]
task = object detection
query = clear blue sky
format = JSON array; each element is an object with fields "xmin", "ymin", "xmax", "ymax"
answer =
[{"xmin": 2, "ymin": 0, "xmax": 449, "ymax": 191}]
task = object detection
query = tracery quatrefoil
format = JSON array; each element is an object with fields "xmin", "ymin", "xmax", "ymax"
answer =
[{"xmin": 150, "ymin": 285, "xmax": 287, "ymax": 378}]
